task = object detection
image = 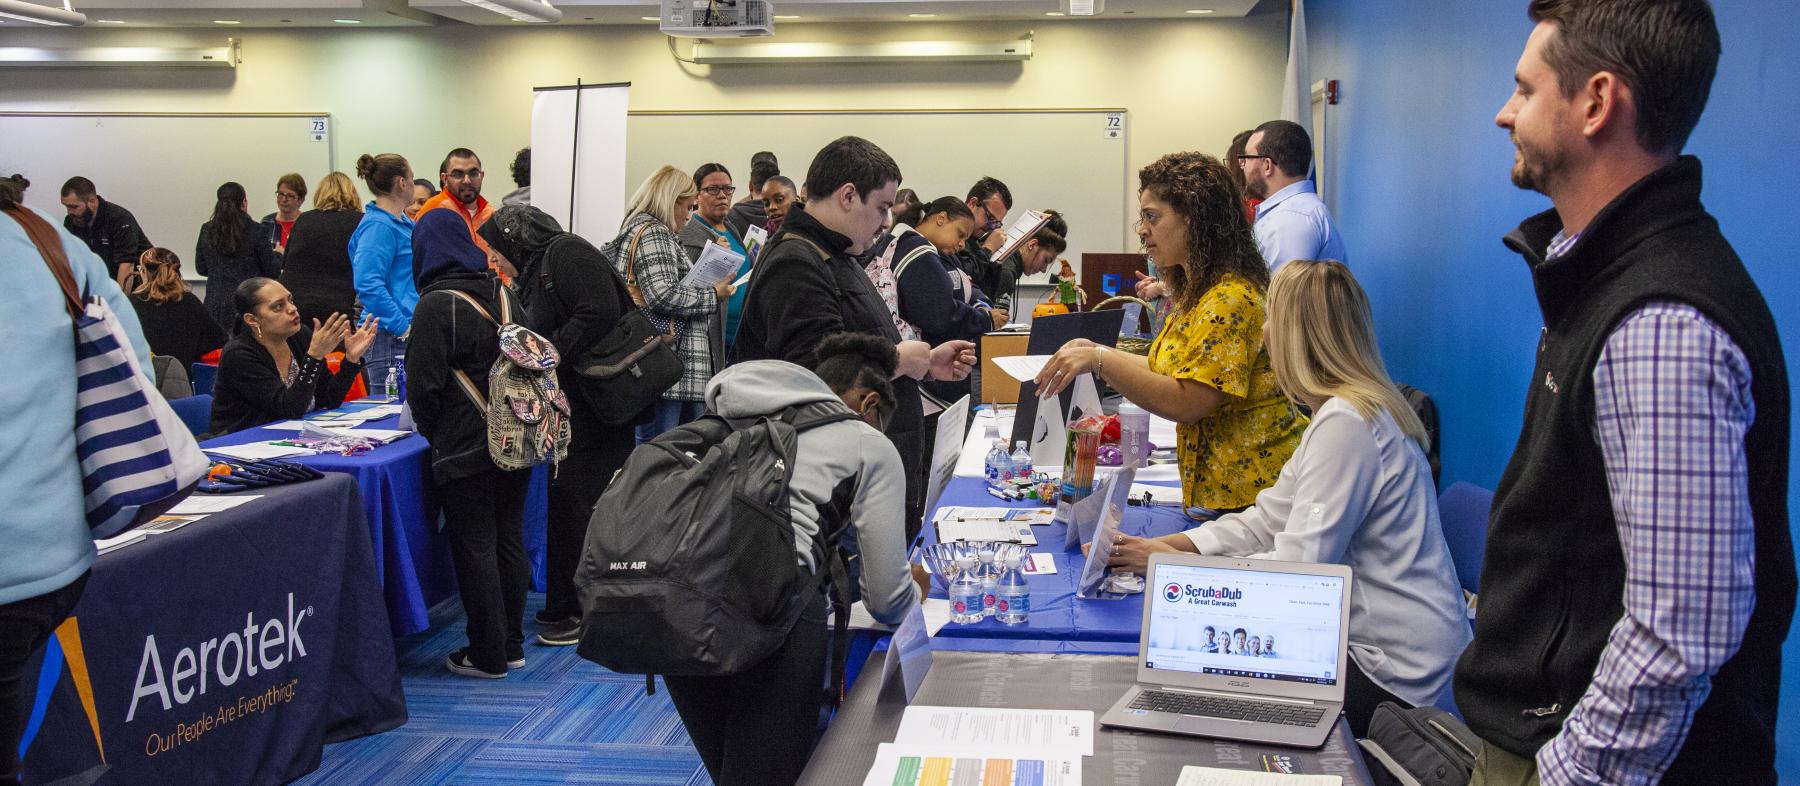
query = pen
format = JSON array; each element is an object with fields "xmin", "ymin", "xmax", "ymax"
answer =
[{"xmin": 986, "ymin": 487, "xmax": 1010, "ymax": 501}]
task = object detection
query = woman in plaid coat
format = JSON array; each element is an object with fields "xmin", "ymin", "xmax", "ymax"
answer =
[{"xmin": 606, "ymin": 165, "xmax": 734, "ymax": 443}]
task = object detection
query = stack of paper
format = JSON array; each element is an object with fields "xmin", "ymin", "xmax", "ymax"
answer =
[
  {"xmin": 845, "ymin": 598, "xmax": 953, "ymax": 635},
  {"xmin": 1176, "ymin": 767, "xmax": 1341, "ymax": 786},
  {"xmin": 204, "ymin": 443, "xmax": 315, "ymax": 461},
  {"xmin": 95, "ymin": 531, "xmax": 146, "ymax": 555},
  {"xmin": 862, "ymin": 706, "xmax": 1094, "ymax": 786},
  {"xmin": 167, "ymin": 495, "xmax": 263, "ymax": 515}
]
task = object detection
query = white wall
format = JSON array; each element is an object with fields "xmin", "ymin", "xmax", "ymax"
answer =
[{"xmin": 0, "ymin": 12, "xmax": 1287, "ymax": 246}]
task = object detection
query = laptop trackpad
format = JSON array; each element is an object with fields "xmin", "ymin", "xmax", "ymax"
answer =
[{"xmin": 1174, "ymin": 716, "xmax": 1220, "ymax": 734}]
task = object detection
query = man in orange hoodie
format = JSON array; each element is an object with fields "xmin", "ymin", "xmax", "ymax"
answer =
[{"xmin": 418, "ymin": 147, "xmax": 507, "ymax": 280}]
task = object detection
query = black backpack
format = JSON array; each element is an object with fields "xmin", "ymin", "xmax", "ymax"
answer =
[
  {"xmin": 574, "ymin": 400, "xmax": 862, "ymax": 701},
  {"xmin": 1396, "ymin": 383, "xmax": 1442, "ymax": 486}
]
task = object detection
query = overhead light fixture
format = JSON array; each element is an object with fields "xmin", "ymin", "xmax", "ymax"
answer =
[
  {"xmin": 0, "ymin": 41, "xmax": 240, "ymax": 68},
  {"xmin": 773, "ymin": 14, "xmax": 799, "ymax": 19},
  {"xmin": 1185, "ymin": 8, "xmax": 1215, "ymax": 13},
  {"xmin": 460, "ymin": 0, "xmax": 561, "ymax": 24},
  {"xmin": 691, "ymin": 37, "xmax": 1032, "ymax": 64},
  {"xmin": 907, "ymin": 13, "xmax": 937, "ymax": 18},
  {"xmin": 97, "ymin": 18, "xmax": 125, "ymax": 24},
  {"xmin": 0, "ymin": 0, "xmax": 87, "ymax": 26},
  {"xmin": 212, "ymin": 19, "xmax": 239, "ymax": 25},
  {"xmin": 641, "ymin": 15, "xmax": 659, "ymax": 21},
  {"xmin": 1045, "ymin": 11, "xmax": 1063, "ymax": 16},
  {"xmin": 1062, "ymin": 0, "xmax": 1103, "ymax": 15},
  {"xmin": 332, "ymin": 18, "xmax": 360, "ymax": 24}
]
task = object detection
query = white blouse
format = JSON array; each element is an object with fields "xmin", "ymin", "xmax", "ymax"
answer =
[{"xmin": 1185, "ymin": 397, "xmax": 1471, "ymax": 709}]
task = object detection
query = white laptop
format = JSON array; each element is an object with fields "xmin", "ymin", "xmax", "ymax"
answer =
[{"xmin": 1099, "ymin": 553, "xmax": 1354, "ymax": 748}]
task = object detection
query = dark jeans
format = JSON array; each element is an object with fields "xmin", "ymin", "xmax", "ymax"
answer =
[
  {"xmin": 634, "ymin": 399, "xmax": 705, "ymax": 445},
  {"xmin": 664, "ymin": 592, "xmax": 829, "ymax": 786},
  {"xmin": 1346, "ymin": 656, "xmax": 1411, "ymax": 738},
  {"xmin": 541, "ymin": 434, "xmax": 637, "ymax": 622},
  {"xmin": 439, "ymin": 468, "xmax": 532, "ymax": 673},
  {"xmin": 2, "ymin": 573, "xmax": 89, "ymax": 785}
]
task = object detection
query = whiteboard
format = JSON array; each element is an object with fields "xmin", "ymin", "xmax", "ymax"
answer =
[
  {"xmin": 627, "ymin": 109, "xmax": 1131, "ymax": 285},
  {"xmin": 0, "ymin": 113, "xmax": 334, "ymax": 279}
]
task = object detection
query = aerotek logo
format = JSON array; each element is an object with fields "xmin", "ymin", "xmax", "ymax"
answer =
[
  {"xmin": 22, "ymin": 617, "xmax": 107, "ymax": 765},
  {"xmin": 126, "ymin": 593, "xmax": 311, "ymax": 722}
]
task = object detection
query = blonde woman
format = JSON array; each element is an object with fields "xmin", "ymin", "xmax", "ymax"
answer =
[
  {"xmin": 1107, "ymin": 259, "xmax": 1470, "ymax": 736},
  {"xmin": 609, "ymin": 164, "xmax": 733, "ymax": 443},
  {"xmin": 280, "ymin": 171, "xmax": 365, "ymax": 328},
  {"xmin": 128, "ymin": 247, "xmax": 224, "ymax": 370}
]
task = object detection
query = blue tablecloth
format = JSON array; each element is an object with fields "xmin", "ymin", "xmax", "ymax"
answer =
[
  {"xmin": 18, "ymin": 475, "xmax": 408, "ymax": 786},
  {"xmin": 921, "ymin": 473, "xmax": 1192, "ymax": 645},
  {"xmin": 202, "ymin": 401, "xmax": 549, "ymax": 635}
]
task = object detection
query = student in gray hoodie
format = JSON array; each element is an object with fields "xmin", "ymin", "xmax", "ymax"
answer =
[{"xmin": 664, "ymin": 332, "xmax": 925, "ymax": 786}]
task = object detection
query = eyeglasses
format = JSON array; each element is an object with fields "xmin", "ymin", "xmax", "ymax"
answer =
[
  {"xmin": 444, "ymin": 169, "xmax": 483, "ymax": 182},
  {"xmin": 700, "ymin": 185, "xmax": 736, "ymax": 197},
  {"xmin": 1234, "ymin": 154, "xmax": 1270, "ymax": 164},
  {"xmin": 275, "ymin": 191, "xmax": 301, "ymax": 200}
]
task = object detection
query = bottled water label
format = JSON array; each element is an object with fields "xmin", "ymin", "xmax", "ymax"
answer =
[{"xmin": 997, "ymin": 591, "xmax": 1030, "ymax": 623}]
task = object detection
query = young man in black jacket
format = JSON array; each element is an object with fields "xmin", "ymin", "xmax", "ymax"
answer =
[
  {"xmin": 1456, "ymin": 2, "xmax": 1792, "ymax": 784},
  {"xmin": 736, "ymin": 136, "xmax": 976, "ymax": 538}
]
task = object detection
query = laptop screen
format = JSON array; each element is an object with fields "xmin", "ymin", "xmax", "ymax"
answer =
[{"xmin": 1144, "ymin": 563, "xmax": 1345, "ymax": 686}]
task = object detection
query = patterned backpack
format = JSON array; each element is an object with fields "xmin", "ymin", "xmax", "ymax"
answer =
[{"xmin": 443, "ymin": 284, "xmax": 571, "ymax": 470}]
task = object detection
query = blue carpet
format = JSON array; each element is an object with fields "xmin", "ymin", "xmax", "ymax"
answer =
[{"xmin": 295, "ymin": 594, "xmax": 711, "ymax": 786}]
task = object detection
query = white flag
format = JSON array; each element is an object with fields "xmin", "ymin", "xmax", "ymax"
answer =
[{"xmin": 1279, "ymin": 0, "xmax": 1312, "ymax": 142}]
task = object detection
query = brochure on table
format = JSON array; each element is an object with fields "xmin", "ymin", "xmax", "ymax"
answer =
[
  {"xmin": 921, "ymin": 395, "xmax": 970, "ymax": 526},
  {"xmin": 861, "ymin": 743, "xmax": 1081, "ymax": 786},
  {"xmin": 1075, "ymin": 467, "xmax": 1137, "ymax": 599}
]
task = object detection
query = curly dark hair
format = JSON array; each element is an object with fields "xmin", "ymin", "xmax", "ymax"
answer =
[{"xmin": 1138, "ymin": 151, "xmax": 1267, "ymax": 309}]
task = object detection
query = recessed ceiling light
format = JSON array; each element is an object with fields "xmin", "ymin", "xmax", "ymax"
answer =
[
  {"xmin": 774, "ymin": 14, "xmax": 799, "ymax": 19},
  {"xmin": 213, "ymin": 19, "xmax": 240, "ymax": 25},
  {"xmin": 333, "ymin": 18, "xmax": 360, "ymax": 24},
  {"xmin": 1045, "ymin": 11, "xmax": 1064, "ymax": 16},
  {"xmin": 641, "ymin": 16, "xmax": 660, "ymax": 21},
  {"xmin": 1185, "ymin": 8, "xmax": 1215, "ymax": 13},
  {"xmin": 97, "ymin": 19, "xmax": 126, "ymax": 24},
  {"xmin": 583, "ymin": 16, "xmax": 594, "ymax": 20},
  {"xmin": 907, "ymin": 13, "xmax": 938, "ymax": 18}
]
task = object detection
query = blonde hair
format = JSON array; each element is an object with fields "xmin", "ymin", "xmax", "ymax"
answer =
[
  {"xmin": 312, "ymin": 172, "xmax": 361, "ymax": 212},
  {"xmin": 132, "ymin": 248, "xmax": 189, "ymax": 304},
  {"xmin": 1265, "ymin": 260, "xmax": 1428, "ymax": 449},
  {"xmin": 623, "ymin": 165, "xmax": 699, "ymax": 230}
]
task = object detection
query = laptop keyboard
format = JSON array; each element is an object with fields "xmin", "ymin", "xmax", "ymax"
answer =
[{"xmin": 1130, "ymin": 690, "xmax": 1326, "ymax": 727}]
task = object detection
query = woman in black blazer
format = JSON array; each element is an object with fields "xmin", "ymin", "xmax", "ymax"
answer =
[
  {"xmin": 196, "ymin": 182, "xmax": 280, "ymax": 332},
  {"xmin": 207, "ymin": 277, "xmax": 376, "ymax": 436},
  {"xmin": 279, "ymin": 172, "xmax": 365, "ymax": 328}
]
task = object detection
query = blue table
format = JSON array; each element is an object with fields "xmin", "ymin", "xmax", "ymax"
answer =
[
  {"xmin": 202, "ymin": 401, "xmax": 549, "ymax": 635},
  {"xmin": 921, "ymin": 473, "xmax": 1191, "ymax": 647},
  {"xmin": 18, "ymin": 475, "xmax": 408, "ymax": 786}
]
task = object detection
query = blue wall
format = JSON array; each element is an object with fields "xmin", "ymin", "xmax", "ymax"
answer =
[{"xmin": 1305, "ymin": 0, "xmax": 1800, "ymax": 778}]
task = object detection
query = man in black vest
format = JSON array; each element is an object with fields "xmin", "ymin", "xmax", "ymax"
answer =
[
  {"xmin": 1456, "ymin": 2, "xmax": 1793, "ymax": 784},
  {"xmin": 736, "ymin": 136, "xmax": 975, "ymax": 539}
]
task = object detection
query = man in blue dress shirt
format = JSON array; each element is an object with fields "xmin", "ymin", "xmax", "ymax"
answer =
[{"xmin": 1239, "ymin": 120, "xmax": 1348, "ymax": 270}]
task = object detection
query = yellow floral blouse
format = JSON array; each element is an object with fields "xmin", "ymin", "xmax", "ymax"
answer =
[{"xmin": 1146, "ymin": 274, "xmax": 1307, "ymax": 510}]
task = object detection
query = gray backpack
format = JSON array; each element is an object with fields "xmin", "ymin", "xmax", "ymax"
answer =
[{"xmin": 442, "ymin": 286, "xmax": 571, "ymax": 471}]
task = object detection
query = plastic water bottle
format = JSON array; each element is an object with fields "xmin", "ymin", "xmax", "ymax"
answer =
[
  {"xmin": 394, "ymin": 355, "xmax": 408, "ymax": 402},
  {"xmin": 978, "ymin": 544, "xmax": 999, "ymax": 616},
  {"xmin": 996, "ymin": 555, "xmax": 1030, "ymax": 625},
  {"xmin": 383, "ymin": 366, "xmax": 400, "ymax": 402},
  {"xmin": 1117, "ymin": 403, "xmax": 1150, "ymax": 469},
  {"xmin": 1010, "ymin": 441, "xmax": 1034, "ymax": 480},
  {"xmin": 984, "ymin": 439, "xmax": 1013, "ymax": 484},
  {"xmin": 949, "ymin": 556, "xmax": 984, "ymax": 624}
]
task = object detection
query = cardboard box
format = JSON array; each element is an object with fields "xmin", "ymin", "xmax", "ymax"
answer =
[{"xmin": 980, "ymin": 332, "xmax": 1031, "ymax": 404}]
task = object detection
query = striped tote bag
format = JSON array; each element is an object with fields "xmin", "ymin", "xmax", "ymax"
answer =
[{"xmin": 8, "ymin": 205, "xmax": 209, "ymax": 538}]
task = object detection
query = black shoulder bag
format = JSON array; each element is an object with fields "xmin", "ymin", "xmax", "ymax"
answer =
[{"xmin": 546, "ymin": 229, "xmax": 683, "ymax": 424}]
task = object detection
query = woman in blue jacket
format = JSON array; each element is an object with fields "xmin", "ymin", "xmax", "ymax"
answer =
[{"xmin": 349, "ymin": 152, "xmax": 418, "ymax": 390}]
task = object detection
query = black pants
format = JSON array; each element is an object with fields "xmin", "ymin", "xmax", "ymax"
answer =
[
  {"xmin": 888, "ymin": 425, "xmax": 925, "ymax": 543},
  {"xmin": 439, "ymin": 468, "xmax": 532, "ymax": 673},
  {"xmin": 664, "ymin": 593, "xmax": 829, "ymax": 786},
  {"xmin": 1346, "ymin": 656, "xmax": 1412, "ymax": 737},
  {"xmin": 1, "ymin": 573, "xmax": 89, "ymax": 786},
  {"xmin": 541, "ymin": 433, "xmax": 636, "ymax": 622}
]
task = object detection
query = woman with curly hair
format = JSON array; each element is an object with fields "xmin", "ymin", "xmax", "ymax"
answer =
[{"xmin": 1035, "ymin": 151, "xmax": 1307, "ymax": 513}]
